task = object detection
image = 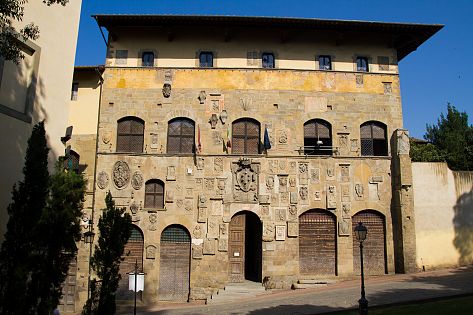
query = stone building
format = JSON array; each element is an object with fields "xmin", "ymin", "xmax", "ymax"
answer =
[{"xmin": 70, "ymin": 15, "xmax": 442, "ymax": 309}]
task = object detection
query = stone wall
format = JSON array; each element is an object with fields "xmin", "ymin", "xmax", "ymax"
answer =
[
  {"xmin": 413, "ymin": 162, "xmax": 473, "ymax": 269},
  {"xmin": 88, "ymin": 67, "xmax": 405, "ymax": 303}
]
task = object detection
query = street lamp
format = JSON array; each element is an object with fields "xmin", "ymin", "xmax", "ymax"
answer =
[
  {"xmin": 83, "ymin": 219, "xmax": 95, "ymax": 312},
  {"xmin": 354, "ymin": 222, "xmax": 368, "ymax": 315}
]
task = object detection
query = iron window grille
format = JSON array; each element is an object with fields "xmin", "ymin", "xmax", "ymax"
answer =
[
  {"xmin": 232, "ymin": 118, "xmax": 260, "ymax": 154},
  {"xmin": 303, "ymin": 119, "xmax": 332, "ymax": 155},
  {"xmin": 116, "ymin": 117, "xmax": 145, "ymax": 153},
  {"xmin": 167, "ymin": 118, "xmax": 195, "ymax": 154},
  {"xmin": 360, "ymin": 121, "xmax": 388, "ymax": 156}
]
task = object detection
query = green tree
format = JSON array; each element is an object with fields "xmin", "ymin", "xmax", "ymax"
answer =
[
  {"xmin": 424, "ymin": 104, "xmax": 473, "ymax": 171},
  {"xmin": 27, "ymin": 162, "xmax": 86, "ymax": 313},
  {"xmin": 0, "ymin": 121, "xmax": 86, "ymax": 314},
  {"xmin": 83, "ymin": 192, "xmax": 132, "ymax": 315},
  {"xmin": 0, "ymin": 121, "xmax": 49, "ymax": 314},
  {"xmin": 410, "ymin": 141, "xmax": 445, "ymax": 163},
  {"xmin": 1, "ymin": 0, "xmax": 68, "ymax": 63}
]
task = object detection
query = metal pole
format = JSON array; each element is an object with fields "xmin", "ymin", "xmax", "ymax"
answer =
[
  {"xmin": 134, "ymin": 259, "xmax": 137, "ymax": 315},
  {"xmin": 359, "ymin": 242, "xmax": 368, "ymax": 315}
]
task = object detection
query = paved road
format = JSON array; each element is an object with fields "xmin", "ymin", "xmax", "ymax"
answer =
[{"xmin": 118, "ymin": 267, "xmax": 473, "ymax": 315}]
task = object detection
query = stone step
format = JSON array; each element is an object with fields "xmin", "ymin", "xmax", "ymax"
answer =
[
  {"xmin": 207, "ymin": 281, "xmax": 267, "ymax": 304},
  {"xmin": 298, "ymin": 279, "xmax": 337, "ymax": 284},
  {"xmin": 292, "ymin": 279, "xmax": 337, "ymax": 290},
  {"xmin": 292, "ymin": 283, "xmax": 327, "ymax": 290}
]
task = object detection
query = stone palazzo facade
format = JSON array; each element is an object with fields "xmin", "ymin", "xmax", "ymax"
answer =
[{"xmin": 70, "ymin": 15, "xmax": 442, "ymax": 309}]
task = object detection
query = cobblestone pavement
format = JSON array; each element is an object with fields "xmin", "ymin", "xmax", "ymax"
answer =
[{"xmin": 118, "ymin": 267, "xmax": 473, "ymax": 315}]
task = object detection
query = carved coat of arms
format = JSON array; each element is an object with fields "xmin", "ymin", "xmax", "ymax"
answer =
[{"xmin": 232, "ymin": 158, "xmax": 259, "ymax": 202}]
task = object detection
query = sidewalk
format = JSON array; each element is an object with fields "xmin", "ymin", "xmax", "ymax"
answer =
[{"xmin": 118, "ymin": 267, "xmax": 473, "ymax": 315}]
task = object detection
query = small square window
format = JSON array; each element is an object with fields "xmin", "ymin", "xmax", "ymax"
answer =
[
  {"xmin": 199, "ymin": 52, "xmax": 213, "ymax": 67},
  {"xmin": 319, "ymin": 55, "xmax": 332, "ymax": 70},
  {"xmin": 356, "ymin": 57, "xmax": 369, "ymax": 72},
  {"xmin": 262, "ymin": 52, "xmax": 275, "ymax": 69},
  {"xmin": 142, "ymin": 52, "xmax": 154, "ymax": 67},
  {"xmin": 71, "ymin": 82, "xmax": 78, "ymax": 101}
]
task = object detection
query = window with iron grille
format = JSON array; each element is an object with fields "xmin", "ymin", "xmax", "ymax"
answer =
[
  {"xmin": 356, "ymin": 57, "xmax": 369, "ymax": 72},
  {"xmin": 142, "ymin": 51, "xmax": 154, "ymax": 67},
  {"xmin": 145, "ymin": 179, "xmax": 164, "ymax": 209},
  {"xmin": 199, "ymin": 51, "xmax": 213, "ymax": 67},
  {"xmin": 303, "ymin": 119, "xmax": 332, "ymax": 155},
  {"xmin": 71, "ymin": 82, "xmax": 78, "ymax": 101},
  {"xmin": 262, "ymin": 52, "xmax": 275, "ymax": 69},
  {"xmin": 360, "ymin": 121, "xmax": 388, "ymax": 156},
  {"xmin": 64, "ymin": 150, "xmax": 80, "ymax": 173},
  {"xmin": 116, "ymin": 117, "xmax": 145, "ymax": 153},
  {"xmin": 167, "ymin": 118, "xmax": 195, "ymax": 154},
  {"xmin": 232, "ymin": 118, "xmax": 260, "ymax": 154},
  {"xmin": 318, "ymin": 55, "xmax": 332, "ymax": 70}
]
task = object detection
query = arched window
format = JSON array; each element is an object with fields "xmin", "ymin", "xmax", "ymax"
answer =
[
  {"xmin": 167, "ymin": 118, "xmax": 195, "ymax": 154},
  {"xmin": 303, "ymin": 119, "xmax": 332, "ymax": 155},
  {"xmin": 232, "ymin": 118, "xmax": 260, "ymax": 154},
  {"xmin": 116, "ymin": 117, "xmax": 144, "ymax": 153},
  {"xmin": 145, "ymin": 179, "xmax": 164, "ymax": 209},
  {"xmin": 360, "ymin": 121, "xmax": 388, "ymax": 156},
  {"xmin": 64, "ymin": 150, "xmax": 80, "ymax": 173}
]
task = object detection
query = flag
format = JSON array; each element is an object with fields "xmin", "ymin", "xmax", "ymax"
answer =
[
  {"xmin": 263, "ymin": 125, "xmax": 271, "ymax": 150},
  {"xmin": 226, "ymin": 126, "xmax": 231, "ymax": 148},
  {"xmin": 197, "ymin": 125, "xmax": 202, "ymax": 153}
]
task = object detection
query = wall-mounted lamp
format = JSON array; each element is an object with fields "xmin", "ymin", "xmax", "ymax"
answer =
[{"xmin": 83, "ymin": 220, "xmax": 95, "ymax": 244}]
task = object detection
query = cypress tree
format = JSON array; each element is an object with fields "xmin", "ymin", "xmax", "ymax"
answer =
[
  {"xmin": 0, "ymin": 121, "xmax": 49, "ymax": 314},
  {"xmin": 83, "ymin": 192, "xmax": 132, "ymax": 315}
]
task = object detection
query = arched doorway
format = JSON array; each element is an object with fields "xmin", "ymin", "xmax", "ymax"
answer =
[
  {"xmin": 299, "ymin": 209, "xmax": 337, "ymax": 275},
  {"xmin": 117, "ymin": 225, "xmax": 144, "ymax": 300},
  {"xmin": 228, "ymin": 211, "xmax": 262, "ymax": 282},
  {"xmin": 158, "ymin": 224, "xmax": 191, "ymax": 301},
  {"xmin": 352, "ymin": 210, "xmax": 387, "ymax": 275}
]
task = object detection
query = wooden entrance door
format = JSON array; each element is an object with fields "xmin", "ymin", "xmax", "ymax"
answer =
[
  {"xmin": 158, "ymin": 225, "xmax": 191, "ymax": 301},
  {"xmin": 229, "ymin": 213, "xmax": 246, "ymax": 282},
  {"xmin": 58, "ymin": 257, "xmax": 77, "ymax": 313},
  {"xmin": 352, "ymin": 211, "xmax": 387, "ymax": 275},
  {"xmin": 117, "ymin": 225, "xmax": 144, "ymax": 300},
  {"xmin": 299, "ymin": 209, "xmax": 337, "ymax": 275}
]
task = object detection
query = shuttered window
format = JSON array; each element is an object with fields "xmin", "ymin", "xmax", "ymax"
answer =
[
  {"xmin": 232, "ymin": 119, "xmax": 260, "ymax": 154},
  {"xmin": 116, "ymin": 117, "xmax": 145, "ymax": 153},
  {"xmin": 167, "ymin": 118, "xmax": 195, "ymax": 154},
  {"xmin": 360, "ymin": 121, "xmax": 387, "ymax": 156},
  {"xmin": 303, "ymin": 119, "xmax": 332, "ymax": 155},
  {"xmin": 145, "ymin": 179, "xmax": 164, "ymax": 209}
]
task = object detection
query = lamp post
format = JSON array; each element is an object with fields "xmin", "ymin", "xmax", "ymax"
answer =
[
  {"xmin": 354, "ymin": 222, "xmax": 368, "ymax": 315},
  {"xmin": 128, "ymin": 259, "xmax": 145, "ymax": 315},
  {"xmin": 83, "ymin": 219, "xmax": 95, "ymax": 311}
]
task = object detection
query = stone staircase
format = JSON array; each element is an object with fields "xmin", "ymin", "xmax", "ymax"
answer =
[
  {"xmin": 292, "ymin": 279, "xmax": 337, "ymax": 290},
  {"xmin": 207, "ymin": 280, "xmax": 268, "ymax": 304}
]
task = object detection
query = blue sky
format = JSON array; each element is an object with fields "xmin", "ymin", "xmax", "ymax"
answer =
[{"xmin": 75, "ymin": 0, "xmax": 473, "ymax": 138}]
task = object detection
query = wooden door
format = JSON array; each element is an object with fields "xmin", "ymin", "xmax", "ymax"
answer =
[
  {"xmin": 117, "ymin": 226, "xmax": 144, "ymax": 300},
  {"xmin": 158, "ymin": 225, "xmax": 191, "ymax": 301},
  {"xmin": 229, "ymin": 213, "xmax": 246, "ymax": 282},
  {"xmin": 299, "ymin": 210, "xmax": 337, "ymax": 275},
  {"xmin": 352, "ymin": 211, "xmax": 387, "ymax": 275},
  {"xmin": 58, "ymin": 258, "xmax": 77, "ymax": 313}
]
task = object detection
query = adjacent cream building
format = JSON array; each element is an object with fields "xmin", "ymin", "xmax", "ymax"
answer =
[
  {"xmin": 67, "ymin": 15, "xmax": 444, "ymax": 311},
  {"xmin": 0, "ymin": 0, "xmax": 83, "ymax": 241}
]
